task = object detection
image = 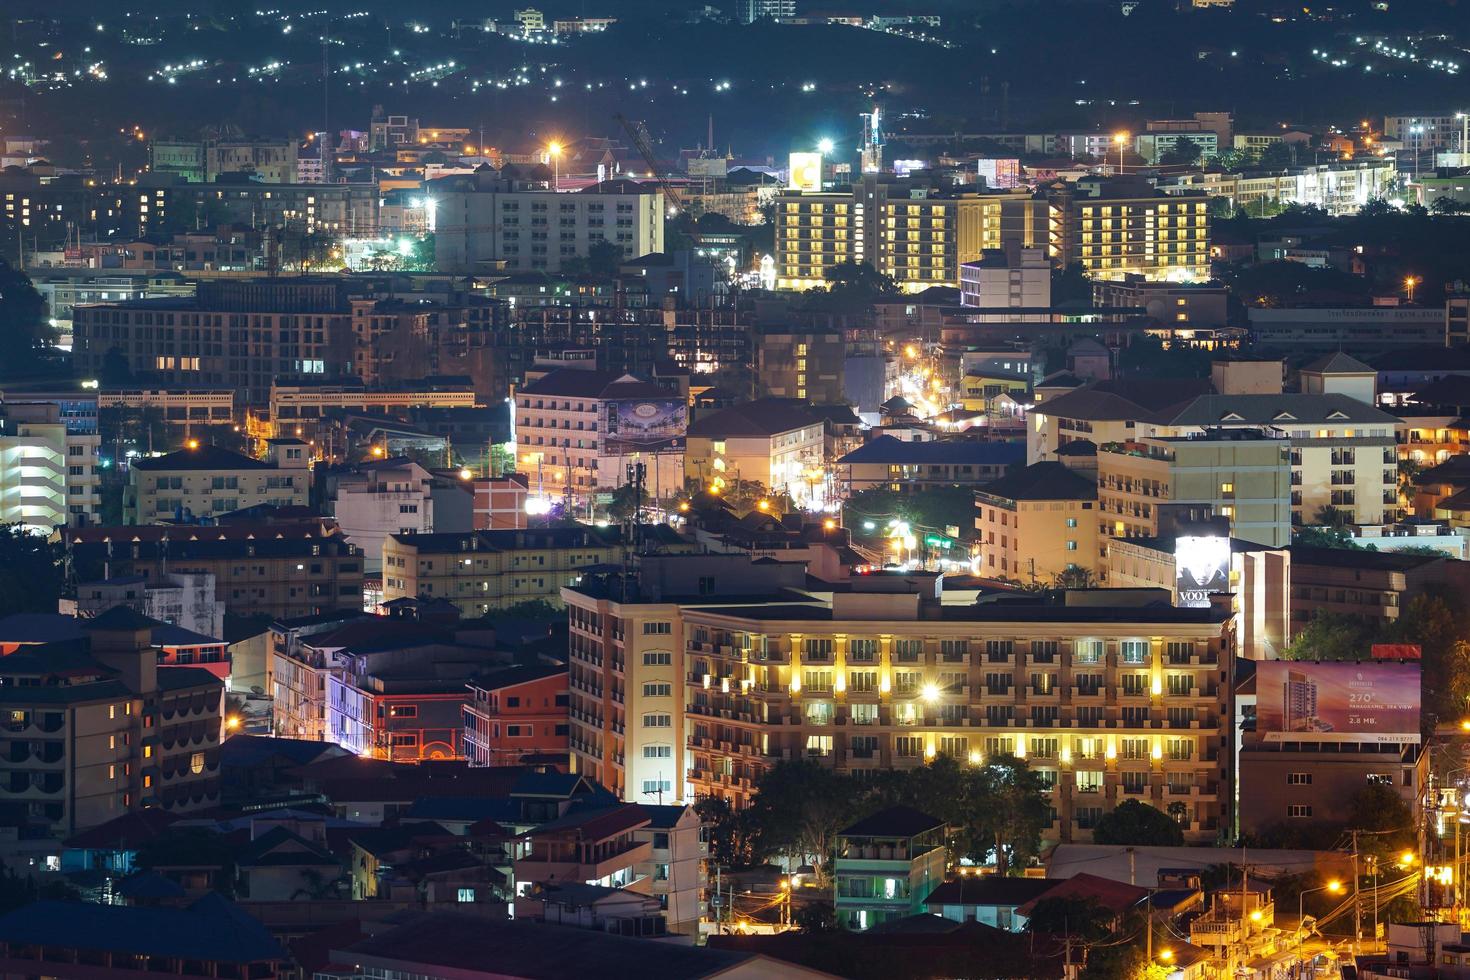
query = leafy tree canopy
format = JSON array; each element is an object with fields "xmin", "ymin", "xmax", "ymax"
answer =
[
  {"xmin": 0, "ymin": 525, "xmax": 64, "ymax": 619},
  {"xmin": 1091, "ymin": 800, "xmax": 1184, "ymax": 846},
  {"xmin": 0, "ymin": 260, "xmax": 58, "ymax": 371}
]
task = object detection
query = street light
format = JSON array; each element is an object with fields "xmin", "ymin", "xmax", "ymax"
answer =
[
  {"xmin": 1298, "ymin": 879, "xmax": 1344, "ymax": 932},
  {"xmin": 548, "ymin": 141, "xmax": 562, "ymax": 191},
  {"xmin": 1113, "ymin": 132, "xmax": 1130, "ymax": 175},
  {"xmin": 1405, "ymin": 275, "xmax": 1420, "ymax": 304},
  {"xmin": 817, "ymin": 137, "xmax": 835, "ymax": 154}
]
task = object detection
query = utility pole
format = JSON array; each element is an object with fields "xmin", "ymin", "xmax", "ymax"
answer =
[
  {"xmin": 1446, "ymin": 793, "xmax": 1458, "ymax": 934},
  {"xmin": 1351, "ymin": 829, "xmax": 1362, "ymax": 955}
]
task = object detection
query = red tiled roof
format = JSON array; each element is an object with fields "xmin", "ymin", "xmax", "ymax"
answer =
[
  {"xmin": 63, "ymin": 809, "xmax": 182, "ymax": 850},
  {"xmin": 1017, "ymin": 873, "xmax": 1149, "ymax": 917}
]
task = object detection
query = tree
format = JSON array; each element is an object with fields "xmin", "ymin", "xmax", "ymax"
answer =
[
  {"xmin": 743, "ymin": 760, "xmax": 860, "ymax": 879},
  {"xmin": 100, "ymin": 346, "xmax": 134, "ymax": 385},
  {"xmin": 273, "ymin": 227, "xmax": 338, "ymax": 273},
  {"xmin": 694, "ymin": 796, "xmax": 756, "ymax": 868},
  {"xmin": 0, "ymin": 860, "xmax": 78, "ymax": 914},
  {"xmin": 804, "ymin": 261, "xmax": 899, "ymax": 315},
  {"xmin": 1213, "ymin": 149, "xmax": 1248, "ymax": 172},
  {"xmin": 1091, "ymin": 800, "xmax": 1184, "ymax": 846},
  {"xmin": 100, "ymin": 405, "xmax": 170, "ymax": 457},
  {"xmin": 1384, "ymin": 588, "xmax": 1470, "ymax": 728},
  {"xmin": 1313, "ymin": 505, "xmax": 1351, "ymax": 530},
  {"xmin": 407, "ymin": 233, "xmax": 436, "ymax": 272},
  {"xmin": 586, "ymin": 238, "xmax": 626, "ymax": 277},
  {"xmin": 1052, "ymin": 566, "xmax": 1099, "ymax": 590},
  {"xmin": 1257, "ymin": 141, "xmax": 1297, "ymax": 170},
  {"xmin": 1051, "ymin": 263, "xmax": 1093, "ymax": 305},
  {"xmin": 1081, "ymin": 943, "xmax": 1170, "ymax": 980},
  {"xmin": 842, "ymin": 485, "xmax": 978, "ymax": 545},
  {"xmin": 794, "ymin": 901, "xmax": 840, "ymax": 933},
  {"xmin": 1117, "ymin": 334, "xmax": 1212, "ymax": 378},
  {"xmin": 0, "ymin": 526, "xmax": 64, "ymax": 619},
  {"xmin": 1399, "ymin": 455, "xmax": 1425, "ymax": 488},
  {"xmin": 290, "ymin": 867, "xmax": 342, "ymax": 900},
  {"xmin": 1346, "ymin": 783, "xmax": 1418, "ymax": 863},
  {"xmin": 1159, "ymin": 137, "xmax": 1202, "ymax": 166},
  {"xmin": 606, "ymin": 482, "xmax": 648, "ymax": 523},
  {"xmin": 1284, "ymin": 611, "xmax": 1378, "ymax": 662},
  {"xmin": 0, "ymin": 259, "xmax": 58, "ymax": 370},
  {"xmin": 1026, "ymin": 896, "xmax": 1114, "ymax": 941},
  {"xmin": 975, "ymin": 756, "xmax": 1051, "ymax": 874},
  {"xmin": 1293, "ymin": 525, "xmax": 1365, "ymax": 550},
  {"xmin": 1358, "ymin": 197, "xmax": 1395, "ymax": 219}
]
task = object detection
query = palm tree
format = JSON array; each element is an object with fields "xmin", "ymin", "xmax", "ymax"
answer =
[
  {"xmin": 1051, "ymin": 566, "xmax": 1098, "ymax": 590},
  {"xmin": 290, "ymin": 868, "xmax": 341, "ymax": 901}
]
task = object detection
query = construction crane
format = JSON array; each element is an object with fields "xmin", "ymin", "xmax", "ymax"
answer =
[{"xmin": 614, "ymin": 113, "xmax": 684, "ymax": 214}]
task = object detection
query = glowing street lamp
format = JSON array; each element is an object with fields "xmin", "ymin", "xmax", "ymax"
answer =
[
  {"xmin": 1405, "ymin": 275, "xmax": 1420, "ymax": 303},
  {"xmin": 1298, "ymin": 879, "xmax": 1343, "ymax": 930},
  {"xmin": 817, "ymin": 137, "xmax": 835, "ymax": 154},
  {"xmin": 1113, "ymin": 132, "xmax": 1130, "ymax": 175},
  {"xmin": 548, "ymin": 141, "xmax": 562, "ymax": 191}
]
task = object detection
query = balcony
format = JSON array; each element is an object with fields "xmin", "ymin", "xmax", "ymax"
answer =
[{"xmin": 517, "ymin": 840, "xmax": 653, "ymax": 885}]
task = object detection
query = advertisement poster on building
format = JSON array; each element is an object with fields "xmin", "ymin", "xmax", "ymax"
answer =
[
  {"xmin": 603, "ymin": 400, "xmax": 687, "ymax": 455},
  {"xmin": 1174, "ymin": 534, "xmax": 1230, "ymax": 608},
  {"xmin": 1256, "ymin": 661, "xmax": 1421, "ymax": 744}
]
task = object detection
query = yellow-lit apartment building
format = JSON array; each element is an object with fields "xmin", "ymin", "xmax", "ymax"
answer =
[
  {"xmin": 673, "ymin": 580, "xmax": 1233, "ymax": 844},
  {"xmin": 775, "ymin": 179, "xmax": 1043, "ymax": 292},
  {"xmin": 381, "ymin": 525, "xmax": 695, "ymax": 616},
  {"xmin": 1046, "ymin": 178, "xmax": 1211, "ymax": 282}
]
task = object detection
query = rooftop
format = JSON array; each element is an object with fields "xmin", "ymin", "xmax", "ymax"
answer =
[
  {"xmin": 466, "ymin": 663, "xmax": 567, "ymax": 693},
  {"xmin": 687, "ymin": 399, "xmax": 822, "ymax": 438},
  {"xmin": 1287, "ymin": 544, "xmax": 1448, "ymax": 571},
  {"xmin": 1156, "ymin": 393, "xmax": 1398, "ymax": 428},
  {"xmin": 979, "ymin": 461, "xmax": 1097, "ymax": 502},
  {"xmin": 335, "ymin": 914, "xmax": 757, "ymax": 980},
  {"xmin": 838, "ymin": 435, "xmax": 1026, "ymax": 467},
  {"xmin": 130, "ymin": 444, "xmax": 274, "ymax": 472},
  {"xmin": 840, "ymin": 805, "xmax": 945, "ymax": 840},
  {"xmin": 1016, "ymin": 873, "xmax": 1149, "ymax": 917},
  {"xmin": 922, "ymin": 876, "xmax": 1061, "ymax": 908},
  {"xmin": 1028, "ymin": 378, "xmax": 1212, "ymax": 422},
  {"xmin": 0, "ymin": 895, "xmax": 285, "ymax": 964},
  {"xmin": 519, "ymin": 368, "xmax": 670, "ymax": 400},
  {"xmin": 677, "ymin": 590, "xmax": 1229, "ymax": 625},
  {"xmin": 1301, "ymin": 351, "xmax": 1375, "ymax": 374}
]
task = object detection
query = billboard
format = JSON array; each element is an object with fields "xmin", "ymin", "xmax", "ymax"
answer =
[
  {"xmin": 978, "ymin": 158, "xmax": 1021, "ymax": 190},
  {"xmin": 602, "ymin": 399, "xmax": 687, "ymax": 455},
  {"xmin": 1174, "ymin": 534, "xmax": 1229, "ymax": 608},
  {"xmin": 789, "ymin": 152, "xmax": 823, "ymax": 192},
  {"xmin": 1256, "ymin": 661, "xmax": 1421, "ymax": 744}
]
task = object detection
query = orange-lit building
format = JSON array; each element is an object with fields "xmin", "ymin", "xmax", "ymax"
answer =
[
  {"xmin": 463, "ymin": 665, "xmax": 569, "ymax": 767},
  {"xmin": 473, "ymin": 473, "xmax": 530, "ymax": 530}
]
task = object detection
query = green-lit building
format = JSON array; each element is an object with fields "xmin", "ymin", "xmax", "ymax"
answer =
[{"xmin": 833, "ymin": 806, "xmax": 948, "ymax": 930}]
